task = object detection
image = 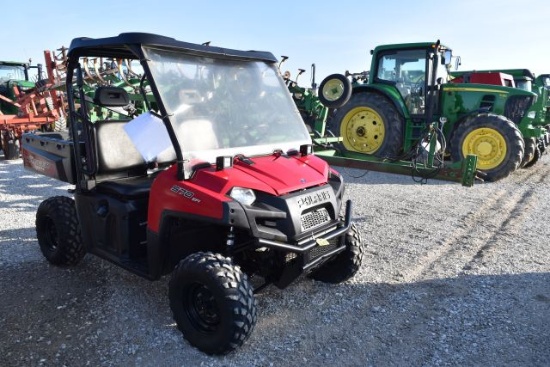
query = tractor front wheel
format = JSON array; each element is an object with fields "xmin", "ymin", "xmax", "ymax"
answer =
[
  {"xmin": 319, "ymin": 74, "xmax": 352, "ymax": 108},
  {"xmin": 333, "ymin": 92, "xmax": 404, "ymax": 158},
  {"xmin": 35, "ymin": 196, "xmax": 85, "ymax": 266},
  {"xmin": 169, "ymin": 252, "xmax": 257, "ymax": 355},
  {"xmin": 450, "ymin": 113, "xmax": 524, "ymax": 182},
  {"xmin": 309, "ymin": 223, "xmax": 364, "ymax": 284}
]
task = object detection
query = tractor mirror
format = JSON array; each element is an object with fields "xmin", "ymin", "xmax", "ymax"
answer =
[
  {"xmin": 93, "ymin": 86, "xmax": 130, "ymax": 107},
  {"xmin": 443, "ymin": 50, "xmax": 452, "ymax": 66}
]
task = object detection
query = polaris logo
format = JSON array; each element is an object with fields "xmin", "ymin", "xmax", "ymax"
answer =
[{"xmin": 296, "ymin": 190, "xmax": 331, "ymax": 209}]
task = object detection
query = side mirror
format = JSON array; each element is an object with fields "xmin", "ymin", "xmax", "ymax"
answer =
[{"xmin": 443, "ymin": 50, "xmax": 453, "ymax": 66}]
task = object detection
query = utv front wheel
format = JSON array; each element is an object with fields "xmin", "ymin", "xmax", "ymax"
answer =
[
  {"xmin": 309, "ymin": 223, "xmax": 363, "ymax": 284},
  {"xmin": 36, "ymin": 196, "xmax": 85, "ymax": 266},
  {"xmin": 169, "ymin": 252, "xmax": 257, "ymax": 355}
]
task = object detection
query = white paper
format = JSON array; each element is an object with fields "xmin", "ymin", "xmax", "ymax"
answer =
[{"xmin": 123, "ymin": 112, "xmax": 173, "ymax": 162}]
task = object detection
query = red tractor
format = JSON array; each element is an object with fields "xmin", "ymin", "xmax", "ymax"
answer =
[{"xmin": 21, "ymin": 33, "xmax": 363, "ymax": 355}]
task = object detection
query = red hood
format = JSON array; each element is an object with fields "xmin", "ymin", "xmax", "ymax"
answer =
[
  {"xmin": 232, "ymin": 154, "xmax": 329, "ymax": 195},
  {"xmin": 187, "ymin": 153, "xmax": 330, "ymax": 196}
]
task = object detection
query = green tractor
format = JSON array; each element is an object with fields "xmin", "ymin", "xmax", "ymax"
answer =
[
  {"xmin": 281, "ymin": 54, "xmax": 476, "ymax": 186},
  {"xmin": 280, "ymin": 60, "xmax": 350, "ymax": 138},
  {"xmin": 328, "ymin": 41, "xmax": 537, "ymax": 182},
  {"xmin": 450, "ymin": 68, "xmax": 550, "ymax": 168}
]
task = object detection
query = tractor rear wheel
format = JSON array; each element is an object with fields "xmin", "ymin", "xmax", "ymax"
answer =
[
  {"xmin": 319, "ymin": 74, "xmax": 352, "ymax": 108},
  {"xmin": 35, "ymin": 196, "xmax": 85, "ymax": 266},
  {"xmin": 450, "ymin": 113, "xmax": 524, "ymax": 182},
  {"xmin": 309, "ymin": 223, "xmax": 363, "ymax": 284},
  {"xmin": 520, "ymin": 137, "xmax": 536, "ymax": 168},
  {"xmin": 1, "ymin": 132, "xmax": 20, "ymax": 160},
  {"xmin": 522, "ymin": 142, "xmax": 541, "ymax": 169},
  {"xmin": 333, "ymin": 92, "xmax": 404, "ymax": 158},
  {"xmin": 169, "ymin": 252, "xmax": 257, "ymax": 355}
]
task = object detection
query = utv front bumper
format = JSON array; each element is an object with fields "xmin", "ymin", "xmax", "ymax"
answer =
[{"xmin": 256, "ymin": 199, "xmax": 352, "ymax": 272}]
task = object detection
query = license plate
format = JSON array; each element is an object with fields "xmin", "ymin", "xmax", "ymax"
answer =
[{"xmin": 316, "ymin": 238, "xmax": 330, "ymax": 247}]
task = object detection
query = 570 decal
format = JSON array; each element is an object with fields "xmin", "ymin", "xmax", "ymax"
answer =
[{"xmin": 170, "ymin": 185, "xmax": 201, "ymax": 203}]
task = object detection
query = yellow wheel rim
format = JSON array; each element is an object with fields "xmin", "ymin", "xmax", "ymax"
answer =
[
  {"xmin": 462, "ymin": 127, "xmax": 507, "ymax": 170},
  {"xmin": 322, "ymin": 78, "xmax": 345, "ymax": 102},
  {"xmin": 341, "ymin": 106, "xmax": 385, "ymax": 154}
]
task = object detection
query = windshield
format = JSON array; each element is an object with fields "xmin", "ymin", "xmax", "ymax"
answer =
[
  {"xmin": 144, "ymin": 47, "xmax": 310, "ymax": 163},
  {"xmin": 0, "ymin": 64, "xmax": 26, "ymax": 82}
]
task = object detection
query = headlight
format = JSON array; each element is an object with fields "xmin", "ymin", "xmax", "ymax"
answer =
[
  {"xmin": 229, "ymin": 187, "xmax": 256, "ymax": 206},
  {"xmin": 527, "ymin": 110, "xmax": 536, "ymax": 119}
]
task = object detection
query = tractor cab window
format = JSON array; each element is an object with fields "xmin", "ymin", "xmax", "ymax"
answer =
[
  {"xmin": 0, "ymin": 64, "xmax": 26, "ymax": 83},
  {"xmin": 376, "ymin": 49, "xmax": 427, "ymax": 114}
]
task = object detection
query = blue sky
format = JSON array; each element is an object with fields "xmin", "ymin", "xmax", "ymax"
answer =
[{"xmin": 2, "ymin": 0, "xmax": 549, "ymax": 84}]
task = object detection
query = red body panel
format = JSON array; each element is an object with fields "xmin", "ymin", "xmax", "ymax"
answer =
[
  {"xmin": 451, "ymin": 72, "xmax": 515, "ymax": 87},
  {"xmin": 147, "ymin": 154, "xmax": 330, "ymax": 232}
]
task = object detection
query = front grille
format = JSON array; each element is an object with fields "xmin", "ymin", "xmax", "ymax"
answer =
[
  {"xmin": 301, "ymin": 207, "xmax": 330, "ymax": 231},
  {"xmin": 505, "ymin": 95, "xmax": 534, "ymax": 124},
  {"xmin": 309, "ymin": 240, "xmax": 338, "ymax": 260}
]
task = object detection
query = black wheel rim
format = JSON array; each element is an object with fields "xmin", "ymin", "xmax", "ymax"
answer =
[
  {"xmin": 43, "ymin": 217, "xmax": 59, "ymax": 252},
  {"xmin": 184, "ymin": 282, "xmax": 220, "ymax": 333}
]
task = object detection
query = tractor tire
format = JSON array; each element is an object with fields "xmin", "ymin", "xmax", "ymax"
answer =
[
  {"xmin": 319, "ymin": 74, "xmax": 352, "ymax": 108},
  {"xmin": 520, "ymin": 137, "xmax": 536, "ymax": 168},
  {"xmin": 309, "ymin": 223, "xmax": 363, "ymax": 284},
  {"xmin": 169, "ymin": 252, "xmax": 257, "ymax": 355},
  {"xmin": 35, "ymin": 196, "xmax": 85, "ymax": 266},
  {"xmin": 450, "ymin": 113, "xmax": 524, "ymax": 182},
  {"xmin": 333, "ymin": 92, "xmax": 404, "ymax": 158},
  {"xmin": 522, "ymin": 143, "xmax": 541, "ymax": 169},
  {"xmin": 1, "ymin": 132, "xmax": 20, "ymax": 160}
]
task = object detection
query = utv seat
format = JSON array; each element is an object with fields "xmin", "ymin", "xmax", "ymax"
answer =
[{"xmin": 90, "ymin": 87, "xmax": 176, "ymax": 199}]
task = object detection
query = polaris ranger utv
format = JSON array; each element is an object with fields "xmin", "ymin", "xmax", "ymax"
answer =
[{"xmin": 21, "ymin": 33, "xmax": 363, "ymax": 355}]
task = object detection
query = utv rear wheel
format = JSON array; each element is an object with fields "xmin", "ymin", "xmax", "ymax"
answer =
[
  {"xmin": 333, "ymin": 92, "xmax": 404, "ymax": 158},
  {"xmin": 169, "ymin": 252, "xmax": 257, "ymax": 355},
  {"xmin": 36, "ymin": 196, "xmax": 85, "ymax": 266},
  {"xmin": 450, "ymin": 113, "xmax": 524, "ymax": 182},
  {"xmin": 309, "ymin": 223, "xmax": 363, "ymax": 284},
  {"xmin": 319, "ymin": 74, "xmax": 352, "ymax": 108}
]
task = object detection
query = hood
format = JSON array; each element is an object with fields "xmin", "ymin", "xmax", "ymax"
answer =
[
  {"xmin": 189, "ymin": 153, "xmax": 330, "ymax": 197},
  {"xmin": 232, "ymin": 154, "xmax": 329, "ymax": 195}
]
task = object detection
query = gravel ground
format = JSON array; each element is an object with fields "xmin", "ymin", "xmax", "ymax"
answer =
[{"xmin": 1, "ymin": 152, "xmax": 549, "ymax": 367}]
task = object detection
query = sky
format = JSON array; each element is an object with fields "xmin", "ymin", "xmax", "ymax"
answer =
[{"xmin": 1, "ymin": 0, "xmax": 549, "ymax": 85}]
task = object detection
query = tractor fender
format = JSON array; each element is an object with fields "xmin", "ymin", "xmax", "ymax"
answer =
[{"xmin": 350, "ymin": 84, "xmax": 409, "ymax": 119}]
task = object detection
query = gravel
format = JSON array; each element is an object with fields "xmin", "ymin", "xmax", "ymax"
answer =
[{"xmin": 1, "ymin": 154, "xmax": 549, "ymax": 367}]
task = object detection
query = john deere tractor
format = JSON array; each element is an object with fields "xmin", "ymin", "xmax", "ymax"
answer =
[
  {"xmin": 450, "ymin": 68, "xmax": 550, "ymax": 168},
  {"xmin": 328, "ymin": 41, "xmax": 537, "ymax": 182}
]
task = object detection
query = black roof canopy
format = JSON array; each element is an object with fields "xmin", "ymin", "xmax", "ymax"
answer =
[{"xmin": 67, "ymin": 32, "xmax": 278, "ymax": 63}]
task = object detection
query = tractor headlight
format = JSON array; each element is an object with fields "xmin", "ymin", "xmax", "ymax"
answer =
[
  {"xmin": 229, "ymin": 187, "xmax": 256, "ymax": 206},
  {"xmin": 527, "ymin": 110, "xmax": 536, "ymax": 119}
]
